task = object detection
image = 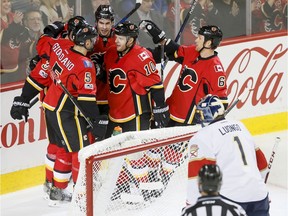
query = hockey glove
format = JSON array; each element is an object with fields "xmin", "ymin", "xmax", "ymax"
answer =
[
  {"xmin": 139, "ymin": 20, "xmax": 166, "ymax": 44},
  {"xmin": 90, "ymin": 53, "xmax": 104, "ymax": 76},
  {"xmin": 28, "ymin": 55, "xmax": 41, "ymax": 72},
  {"xmin": 10, "ymin": 96, "xmax": 30, "ymax": 122},
  {"xmin": 91, "ymin": 115, "xmax": 109, "ymax": 141},
  {"xmin": 43, "ymin": 21, "xmax": 65, "ymax": 38},
  {"xmin": 153, "ymin": 105, "xmax": 170, "ymax": 128}
]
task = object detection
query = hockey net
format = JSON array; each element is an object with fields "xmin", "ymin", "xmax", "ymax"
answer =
[{"xmin": 71, "ymin": 125, "xmax": 201, "ymax": 216}]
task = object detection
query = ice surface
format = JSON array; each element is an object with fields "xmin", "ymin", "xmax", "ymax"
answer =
[{"xmin": 0, "ymin": 184, "xmax": 287, "ymax": 216}]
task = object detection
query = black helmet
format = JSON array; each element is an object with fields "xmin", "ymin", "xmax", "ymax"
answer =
[
  {"xmin": 198, "ymin": 25, "xmax": 223, "ymax": 49},
  {"xmin": 95, "ymin": 5, "xmax": 115, "ymax": 22},
  {"xmin": 198, "ymin": 164, "xmax": 222, "ymax": 194},
  {"xmin": 67, "ymin": 16, "xmax": 87, "ymax": 34},
  {"xmin": 114, "ymin": 21, "xmax": 139, "ymax": 38},
  {"xmin": 73, "ymin": 24, "xmax": 98, "ymax": 46}
]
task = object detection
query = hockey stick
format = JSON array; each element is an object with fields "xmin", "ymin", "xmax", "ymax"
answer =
[
  {"xmin": 161, "ymin": 0, "xmax": 198, "ymax": 71},
  {"xmin": 175, "ymin": 0, "xmax": 198, "ymax": 43},
  {"xmin": 160, "ymin": 44, "xmax": 165, "ymax": 80},
  {"xmin": 113, "ymin": 0, "xmax": 142, "ymax": 27},
  {"xmin": 50, "ymin": 70, "xmax": 94, "ymax": 128},
  {"xmin": 29, "ymin": 96, "xmax": 39, "ymax": 108},
  {"xmin": 264, "ymin": 137, "xmax": 281, "ymax": 183}
]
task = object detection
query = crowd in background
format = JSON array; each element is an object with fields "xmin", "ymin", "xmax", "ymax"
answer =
[{"xmin": 1, "ymin": 0, "xmax": 287, "ymax": 84}]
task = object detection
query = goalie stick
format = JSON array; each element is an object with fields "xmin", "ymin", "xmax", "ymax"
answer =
[
  {"xmin": 264, "ymin": 137, "xmax": 281, "ymax": 183},
  {"xmin": 224, "ymin": 90, "xmax": 250, "ymax": 117},
  {"xmin": 50, "ymin": 70, "xmax": 94, "ymax": 128},
  {"xmin": 224, "ymin": 97, "xmax": 240, "ymax": 117},
  {"xmin": 113, "ymin": 0, "xmax": 142, "ymax": 27}
]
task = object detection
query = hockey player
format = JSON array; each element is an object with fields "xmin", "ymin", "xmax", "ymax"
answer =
[
  {"xmin": 141, "ymin": 20, "xmax": 228, "ymax": 126},
  {"xmin": 10, "ymin": 21, "xmax": 108, "ymax": 206},
  {"xmin": 88, "ymin": 5, "xmax": 116, "ymax": 116},
  {"xmin": 104, "ymin": 21, "xmax": 169, "ymax": 200},
  {"xmin": 187, "ymin": 95, "xmax": 270, "ymax": 216},
  {"xmin": 181, "ymin": 164, "xmax": 247, "ymax": 216},
  {"xmin": 41, "ymin": 23, "xmax": 108, "ymax": 205},
  {"xmin": 22, "ymin": 17, "xmax": 89, "ymax": 202},
  {"xmin": 10, "ymin": 19, "xmax": 68, "ymax": 201},
  {"xmin": 104, "ymin": 21, "xmax": 169, "ymax": 135},
  {"xmin": 139, "ymin": 21, "xmax": 229, "ymax": 187}
]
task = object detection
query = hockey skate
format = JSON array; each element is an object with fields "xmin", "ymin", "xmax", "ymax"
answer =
[
  {"xmin": 48, "ymin": 186, "xmax": 72, "ymax": 207},
  {"xmin": 43, "ymin": 180, "xmax": 52, "ymax": 200}
]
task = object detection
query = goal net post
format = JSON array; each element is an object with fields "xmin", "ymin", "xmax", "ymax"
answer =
[{"xmin": 71, "ymin": 125, "xmax": 201, "ymax": 216}]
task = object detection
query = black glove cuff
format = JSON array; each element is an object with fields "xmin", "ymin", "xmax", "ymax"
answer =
[
  {"xmin": 164, "ymin": 39, "xmax": 180, "ymax": 58},
  {"xmin": 150, "ymin": 87, "xmax": 165, "ymax": 107},
  {"xmin": 13, "ymin": 97, "xmax": 30, "ymax": 108}
]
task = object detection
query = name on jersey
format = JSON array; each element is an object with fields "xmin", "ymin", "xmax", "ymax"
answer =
[
  {"xmin": 52, "ymin": 43, "xmax": 75, "ymax": 71},
  {"xmin": 218, "ymin": 124, "xmax": 242, "ymax": 135}
]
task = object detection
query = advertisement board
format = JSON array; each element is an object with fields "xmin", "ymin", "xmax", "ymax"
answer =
[{"xmin": 1, "ymin": 33, "xmax": 287, "ymax": 193}]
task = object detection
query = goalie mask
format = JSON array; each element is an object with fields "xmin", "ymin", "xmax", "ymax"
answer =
[
  {"xmin": 198, "ymin": 25, "xmax": 223, "ymax": 49},
  {"xmin": 198, "ymin": 164, "xmax": 222, "ymax": 194},
  {"xmin": 196, "ymin": 94, "xmax": 225, "ymax": 125}
]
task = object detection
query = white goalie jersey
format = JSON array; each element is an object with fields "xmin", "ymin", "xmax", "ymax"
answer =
[{"xmin": 187, "ymin": 119, "xmax": 269, "ymax": 205}]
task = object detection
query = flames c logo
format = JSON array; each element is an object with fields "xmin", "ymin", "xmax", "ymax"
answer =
[
  {"xmin": 109, "ymin": 68, "xmax": 126, "ymax": 94},
  {"xmin": 177, "ymin": 67, "xmax": 198, "ymax": 92}
]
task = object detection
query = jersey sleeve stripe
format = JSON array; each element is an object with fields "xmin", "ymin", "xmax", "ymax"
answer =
[
  {"xmin": 26, "ymin": 76, "xmax": 44, "ymax": 91},
  {"xmin": 188, "ymin": 158, "xmax": 216, "ymax": 178},
  {"xmin": 78, "ymin": 95, "xmax": 96, "ymax": 101}
]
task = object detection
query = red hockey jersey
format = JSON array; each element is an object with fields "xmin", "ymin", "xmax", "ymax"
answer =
[
  {"xmin": 36, "ymin": 35, "xmax": 74, "ymax": 58},
  {"xmin": 167, "ymin": 45, "xmax": 227, "ymax": 124},
  {"xmin": 104, "ymin": 44, "xmax": 163, "ymax": 122},
  {"xmin": 25, "ymin": 38, "xmax": 75, "ymax": 102},
  {"xmin": 42, "ymin": 42, "xmax": 97, "ymax": 112},
  {"xmin": 88, "ymin": 34, "xmax": 116, "ymax": 105}
]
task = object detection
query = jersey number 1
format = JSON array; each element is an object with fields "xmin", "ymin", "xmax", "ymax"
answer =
[{"xmin": 234, "ymin": 136, "xmax": 248, "ymax": 165}]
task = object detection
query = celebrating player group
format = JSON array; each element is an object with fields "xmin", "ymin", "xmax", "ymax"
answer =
[{"xmin": 9, "ymin": 2, "xmax": 271, "ymax": 216}]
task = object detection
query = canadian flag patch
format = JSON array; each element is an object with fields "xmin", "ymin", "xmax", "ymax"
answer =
[
  {"xmin": 214, "ymin": 64, "xmax": 223, "ymax": 72},
  {"xmin": 138, "ymin": 51, "xmax": 149, "ymax": 61}
]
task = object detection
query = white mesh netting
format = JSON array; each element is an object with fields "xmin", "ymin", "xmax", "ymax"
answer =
[{"xmin": 71, "ymin": 125, "xmax": 201, "ymax": 216}]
